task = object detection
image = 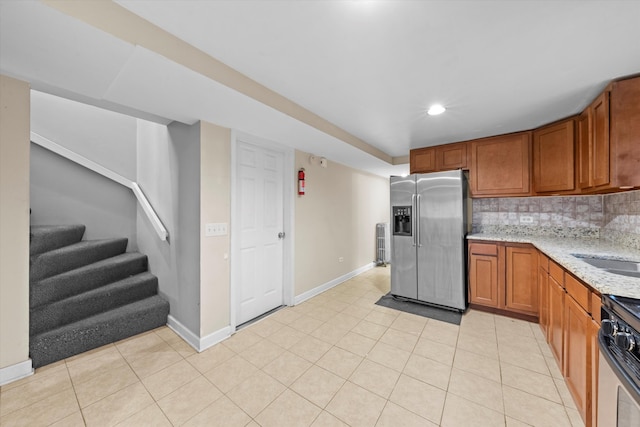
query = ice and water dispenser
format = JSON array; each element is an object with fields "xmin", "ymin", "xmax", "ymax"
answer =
[{"xmin": 393, "ymin": 206, "xmax": 412, "ymax": 236}]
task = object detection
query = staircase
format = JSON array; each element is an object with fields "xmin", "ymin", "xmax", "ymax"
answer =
[{"xmin": 29, "ymin": 225, "xmax": 169, "ymax": 368}]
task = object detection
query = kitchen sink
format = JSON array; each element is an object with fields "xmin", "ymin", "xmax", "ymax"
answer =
[{"xmin": 572, "ymin": 254, "xmax": 640, "ymax": 278}]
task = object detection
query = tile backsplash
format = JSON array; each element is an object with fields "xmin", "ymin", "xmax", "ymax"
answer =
[
  {"xmin": 472, "ymin": 189, "xmax": 640, "ymax": 250},
  {"xmin": 602, "ymin": 190, "xmax": 640, "ymax": 250}
]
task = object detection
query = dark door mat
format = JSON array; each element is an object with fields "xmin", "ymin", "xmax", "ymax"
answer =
[{"xmin": 375, "ymin": 293, "xmax": 463, "ymax": 325}]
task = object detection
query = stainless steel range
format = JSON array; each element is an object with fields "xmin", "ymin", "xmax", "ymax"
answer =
[{"xmin": 599, "ymin": 294, "xmax": 640, "ymax": 427}]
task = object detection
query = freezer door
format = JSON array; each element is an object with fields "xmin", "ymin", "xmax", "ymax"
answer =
[
  {"xmin": 390, "ymin": 175, "xmax": 417, "ymax": 299},
  {"xmin": 416, "ymin": 170, "xmax": 466, "ymax": 310}
]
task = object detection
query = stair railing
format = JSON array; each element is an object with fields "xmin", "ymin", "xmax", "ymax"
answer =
[{"xmin": 30, "ymin": 132, "xmax": 169, "ymax": 242}]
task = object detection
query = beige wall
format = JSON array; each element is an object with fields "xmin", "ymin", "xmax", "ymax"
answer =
[
  {"xmin": 200, "ymin": 122, "xmax": 231, "ymax": 336},
  {"xmin": 0, "ymin": 75, "xmax": 30, "ymax": 370},
  {"xmin": 294, "ymin": 151, "xmax": 390, "ymax": 296}
]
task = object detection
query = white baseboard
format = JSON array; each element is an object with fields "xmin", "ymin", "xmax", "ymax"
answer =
[
  {"xmin": 167, "ymin": 315, "xmax": 231, "ymax": 353},
  {"xmin": 294, "ymin": 262, "xmax": 375, "ymax": 305},
  {"xmin": 0, "ymin": 359, "xmax": 33, "ymax": 386}
]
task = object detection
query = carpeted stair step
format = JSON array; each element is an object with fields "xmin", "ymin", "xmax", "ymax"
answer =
[
  {"xmin": 30, "ymin": 238, "xmax": 128, "ymax": 283},
  {"xmin": 30, "ymin": 272, "xmax": 159, "ymax": 335},
  {"xmin": 30, "ymin": 225, "xmax": 86, "ymax": 256},
  {"xmin": 30, "ymin": 252, "xmax": 149, "ymax": 308},
  {"xmin": 30, "ymin": 295, "xmax": 170, "ymax": 368}
]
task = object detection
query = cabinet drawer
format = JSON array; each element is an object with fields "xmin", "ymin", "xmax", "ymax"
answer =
[
  {"xmin": 565, "ymin": 273, "xmax": 590, "ymax": 313},
  {"xmin": 549, "ymin": 261, "xmax": 564, "ymax": 286},
  {"xmin": 538, "ymin": 251, "xmax": 549, "ymax": 272},
  {"xmin": 469, "ymin": 242, "xmax": 498, "ymax": 256}
]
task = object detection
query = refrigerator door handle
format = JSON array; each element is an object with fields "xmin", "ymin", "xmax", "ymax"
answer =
[
  {"xmin": 416, "ymin": 194, "xmax": 422, "ymax": 247},
  {"xmin": 411, "ymin": 194, "xmax": 417, "ymax": 247}
]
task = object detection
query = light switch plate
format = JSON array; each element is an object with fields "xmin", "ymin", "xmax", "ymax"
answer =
[{"xmin": 205, "ymin": 223, "xmax": 228, "ymax": 236}]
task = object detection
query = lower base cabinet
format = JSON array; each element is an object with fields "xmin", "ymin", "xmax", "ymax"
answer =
[
  {"xmin": 468, "ymin": 241, "xmax": 538, "ymax": 319},
  {"xmin": 564, "ymin": 293, "xmax": 589, "ymax": 421},
  {"xmin": 469, "ymin": 240, "xmax": 601, "ymax": 426},
  {"xmin": 589, "ymin": 318, "xmax": 599, "ymax": 427},
  {"xmin": 548, "ymin": 275, "xmax": 564, "ymax": 367},
  {"xmin": 538, "ymin": 258, "xmax": 601, "ymax": 427}
]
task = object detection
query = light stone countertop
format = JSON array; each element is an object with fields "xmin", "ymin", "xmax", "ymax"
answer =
[{"xmin": 467, "ymin": 233, "xmax": 640, "ymax": 299}]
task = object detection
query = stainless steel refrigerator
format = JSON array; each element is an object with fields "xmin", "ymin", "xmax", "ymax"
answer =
[{"xmin": 390, "ymin": 169, "xmax": 467, "ymax": 311}]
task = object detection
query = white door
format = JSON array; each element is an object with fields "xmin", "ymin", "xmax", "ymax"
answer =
[{"xmin": 236, "ymin": 141, "xmax": 285, "ymax": 324}]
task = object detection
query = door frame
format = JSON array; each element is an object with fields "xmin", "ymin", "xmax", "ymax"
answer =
[{"xmin": 230, "ymin": 130, "xmax": 295, "ymax": 333}]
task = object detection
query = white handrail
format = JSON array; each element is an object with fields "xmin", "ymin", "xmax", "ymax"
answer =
[{"xmin": 30, "ymin": 132, "xmax": 169, "ymax": 242}]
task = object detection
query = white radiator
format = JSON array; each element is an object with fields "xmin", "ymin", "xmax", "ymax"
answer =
[{"xmin": 376, "ymin": 222, "xmax": 390, "ymax": 266}]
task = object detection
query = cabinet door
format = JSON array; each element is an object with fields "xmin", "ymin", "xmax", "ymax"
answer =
[
  {"xmin": 564, "ymin": 295, "xmax": 589, "ymax": 423},
  {"xmin": 410, "ymin": 147, "xmax": 436, "ymax": 174},
  {"xmin": 548, "ymin": 276, "xmax": 564, "ymax": 368},
  {"xmin": 591, "ymin": 91, "xmax": 610, "ymax": 187},
  {"xmin": 533, "ymin": 119, "xmax": 575, "ymax": 193},
  {"xmin": 577, "ymin": 111, "xmax": 592, "ymax": 189},
  {"xmin": 436, "ymin": 142, "xmax": 467, "ymax": 171},
  {"xmin": 589, "ymin": 317, "xmax": 599, "ymax": 427},
  {"xmin": 469, "ymin": 253, "xmax": 500, "ymax": 308},
  {"xmin": 609, "ymin": 76, "xmax": 640, "ymax": 188},
  {"xmin": 469, "ymin": 132, "xmax": 531, "ymax": 197},
  {"xmin": 538, "ymin": 265, "xmax": 549, "ymax": 337},
  {"xmin": 505, "ymin": 245, "xmax": 538, "ymax": 315}
]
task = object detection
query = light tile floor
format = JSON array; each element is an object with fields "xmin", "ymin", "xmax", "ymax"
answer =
[{"xmin": 0, "ymin": 267, "xmax": 585, "ymax": 426}]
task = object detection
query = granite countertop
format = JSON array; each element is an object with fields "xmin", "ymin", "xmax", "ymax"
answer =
[{"xmin": 467, "ymin": 233, "xmax": 640, "ymax": 299}]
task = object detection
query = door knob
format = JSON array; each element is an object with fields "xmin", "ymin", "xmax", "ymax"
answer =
[{"xmin": 278, "ymin": 232, "xmax": 285, "ymax": 239}]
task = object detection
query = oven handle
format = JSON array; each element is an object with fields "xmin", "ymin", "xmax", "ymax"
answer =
[{"xmin": 599, "ymin": 330, "xmax": 640, "ymax": 407}]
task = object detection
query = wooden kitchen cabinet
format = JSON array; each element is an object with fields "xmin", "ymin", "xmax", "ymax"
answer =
[
  {"xmin": 410, "ymin": 141, "xmax": 468, "ymax": 174},
  {"xmin": 564, "ymin": 290, "xmax": 590, "ymax": 422},
  {"xmin": 469, "ymin": 132, "xmax": 532, "ymax": 197},
  {"xmin": 410, "ymin": 147, "xmax": 436, "ymax": 174},
  {"xmin": 533, "ymin": 118, "xmax": 575, "ymax": 193},
  {"xmin": 468, "ymin": 242, "xmax": 501, "ymax": 308},
  {"xmin": 578, "ymin": 76, "xmax": 640, "ymax": 192},
  {"xmin": 468, "ymin": 241, "xmax": 537, "ymax": 320},
  {"xmin": 591, "ymin": 91, "xmax": 610, "ymax": 188},
  {"xmin": 541, "ymin": 259, "xmax": 601, "ymax": 427},
  {"xmin": 576, "ymin": 111, "xmax": 592, "ymax": 189},
  {"xmin": 548, "ymin": 270, "xmax": 564, "ymax": 368},
  {"xmin": 589, "ymin": 316, "xmax": 600, "ymax": 427},
  {"xmin": 436, "ymin": 141, "xmax": 468, "ymax": 171},
  {"xmin": 578, "ymin": 90, "xmax": 610, "ymax": 191},
  {"xmin": 505, "ymin": 245, "xmax": 538, "ymax": 315},
  {"xmin": 538, "ymin": 252, "xmax": 549, "ymax": 338},
  {"xmin": 608, "ymin": 76, "xmax": 640, "ymax": 189}
]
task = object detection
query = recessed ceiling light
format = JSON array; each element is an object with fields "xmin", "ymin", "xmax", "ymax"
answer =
[{"xmin": 427, "ymin": 104, "xmax": 446, "ymax": 116}]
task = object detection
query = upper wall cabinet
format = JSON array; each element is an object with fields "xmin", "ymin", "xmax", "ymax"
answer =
[
  {"xmin": 578, "ymin": 90, "xmax": 610, "ymax": 191},
  {"xmin": 410, "ymin": 147, "xmax": 436, "ymax": 174},
  {"xmin": 436, "ymin": 142, "xmax": 468, "ymax": 171},
  {"xmin": 410, "ymin": 141, "xmax": 468, "ymax": 174},
  {"xmin": 579, "ymin": 76, "xmax": 640, "ymax": 192},
  {"xmin": 469, "ymin": 132, "xmax": 532, "ymax": 197},
  {"xmin": 609, "ymin": 77, "xmax": 640, "ymax": 189},
  {"xmin": 576, "ymin": 111, "xmax": 591, "ymax": 189},
  {"xmin": 533, "ymin": 118, "xmax": 575, "ymax": 194}
]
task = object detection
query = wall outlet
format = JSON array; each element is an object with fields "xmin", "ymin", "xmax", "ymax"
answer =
[
  {"xmin": 338, "ymin": 257, "xmax": 344, "ymax": 263},
  {"xmin": 520, "ymin": 216, "xmax": 534, "ymax": 224},
  {"xmin": 205, "ymin": 223, "xmax": 228, "ymax": 236}
]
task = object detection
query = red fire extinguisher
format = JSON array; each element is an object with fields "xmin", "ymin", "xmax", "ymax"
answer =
[{"xmin": 298, "ymin": 168, "xmax": 305, "ymax": 195}]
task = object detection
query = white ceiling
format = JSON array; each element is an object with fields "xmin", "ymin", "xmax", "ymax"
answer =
[{"xmin": 2, "ymin": 1, "xmax": 640, "ymax": 177}]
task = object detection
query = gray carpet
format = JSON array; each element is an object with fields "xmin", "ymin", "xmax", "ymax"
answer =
[
  {"xmin": 375, "ymin": 293, "xmax": 463, "ymax": 325},
  {"xmin": 29, "ymin": 224, "xmax": 169, "ymax": 368}
]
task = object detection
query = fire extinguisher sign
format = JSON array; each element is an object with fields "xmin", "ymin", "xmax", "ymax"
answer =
[{"xmin": 298, "ymin": 168, "xmax": 305, "ymax": 195}]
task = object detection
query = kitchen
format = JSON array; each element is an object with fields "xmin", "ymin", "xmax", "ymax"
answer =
[
  {"xmin": 393, "ymin": 74, "xmax": 640, "ymax": 427},
  {"xmin": 1, "ymin": 1, "xmax": 640, "ymax": 426}
]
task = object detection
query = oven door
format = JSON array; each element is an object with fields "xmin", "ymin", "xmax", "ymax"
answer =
[{"xmin": 598, "ymin": 334, "xmax": 640, "ymax": 427}]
